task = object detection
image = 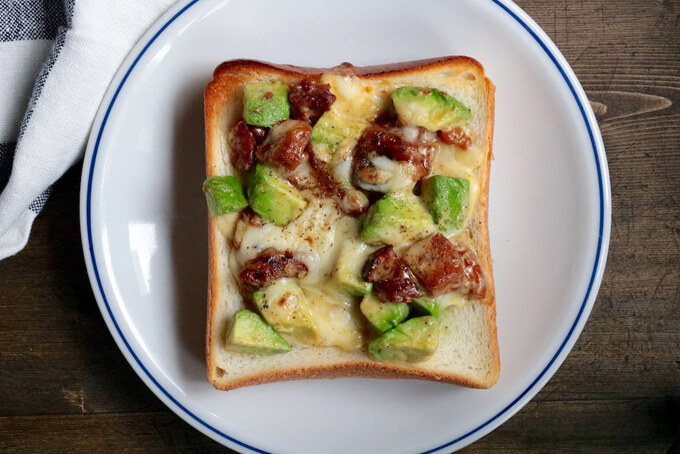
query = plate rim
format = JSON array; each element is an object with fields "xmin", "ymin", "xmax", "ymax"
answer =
[{"xmin": 79, "ymin": 0, "xmax": 612, "ymax": 452}]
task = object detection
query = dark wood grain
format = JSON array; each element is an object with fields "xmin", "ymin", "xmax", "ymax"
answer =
[{"xmin": 1, "ymin": 0, "xmax": 679, "ymax": 452}]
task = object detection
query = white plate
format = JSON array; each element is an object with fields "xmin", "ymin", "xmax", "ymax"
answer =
[{"xmin": 80, "ymin": 0, "xmax": 611, "ymax": 452}]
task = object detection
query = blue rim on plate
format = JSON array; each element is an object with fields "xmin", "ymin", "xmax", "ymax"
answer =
[{"xmin": 82, "ymin": 0, "xmax": 608, "ymax": 452}]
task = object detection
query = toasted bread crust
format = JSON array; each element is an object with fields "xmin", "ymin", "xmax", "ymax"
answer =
[
  {"xmin": 205, "ymin": 57, "xmax": 498, "ymax": 390},
  {"xmin": 211, "ymin": 359, "xmax": 492, "ymax": 391}
]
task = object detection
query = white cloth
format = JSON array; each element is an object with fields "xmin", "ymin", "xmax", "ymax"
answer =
[{"xmin": 0, "ymin": 0, "xmax": 176, "ymax": 259}]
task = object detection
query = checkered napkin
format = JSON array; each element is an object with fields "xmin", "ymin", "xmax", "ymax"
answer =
[{"xmin": 0, "ymin": 0, "xmax": 175, "ymax": 259}]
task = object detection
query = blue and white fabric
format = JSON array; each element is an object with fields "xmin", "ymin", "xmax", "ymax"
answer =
[{"xmin": 0, "ymin": 0, "xmax": 175, "ymax": 259}]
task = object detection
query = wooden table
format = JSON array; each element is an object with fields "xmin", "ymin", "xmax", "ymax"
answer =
[{"xmin": 1, "ymin": 1, "xmax": 678, "ymax": 452}]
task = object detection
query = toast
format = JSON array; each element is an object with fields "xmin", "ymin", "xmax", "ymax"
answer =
[{"xmin": 204, "ymin": 57, "xmax": 498, "ymax": 391}]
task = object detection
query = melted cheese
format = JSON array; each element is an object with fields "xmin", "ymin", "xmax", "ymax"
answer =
[
  {"xmin": 438, "ymin": 293, "xmax": 469, "ymax": 309},
  {"xmin": 372, "ymin": 155, "xmax": 418, "ymax": 193},
  {"xmin": 303, "ymin": 286, "xmax": 364, "ymax": 351},
  {"xmin": 234, "ymin": 198, "xmax": 359, "ymax": 284},
  {"xmin": 331, "ymin": 138, "xmax": 358, "ymax": 183},
  {"xmin": 216, "ymin": 211, "xmax": 240, "ymax": 237},
  {"xmin": 282, "ymin": 160, "xmax": 317, "ymax": 189},
  {"xmin": 321, "ymin": 74, "xmax": 390, "ymax": 121},
  {"xmin": 333, "ymin": 158, "xmax": 353, "ymax": 183},
  {"xmin": 400, "ymin": 125, "xmax": 421, "ymax": 143},
  {"xmin": 225, "ymin": 75, "xmax": 487, "ymax": 352}
]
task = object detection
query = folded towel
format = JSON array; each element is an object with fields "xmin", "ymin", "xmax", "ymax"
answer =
[{"xmin": 0, "ymin": 0, "xmax": 176, "ymax": 259}]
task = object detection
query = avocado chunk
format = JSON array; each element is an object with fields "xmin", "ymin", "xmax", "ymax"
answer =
[
  {"xmin": 360, "ymin": 293, "xmax": 409, "ymax": 333},
  {"xmin": 361, "ymin": 193, "xmax": 435, "ymax": 245},
  {"xmin": 411, "ymin": 297, "xmax": 441, "ymax": 318},
  {"xmin": 421, "ymin": 176, "xmax": 470, "ymax": 234},
  {"xmin": 369, "ymin": 316, "xmax": 439, "ymax": 362},
  {"xmin": 253, "ymin": 278, "xmax": 320, "ymax": 345},
  {"xmin": 311, "ymin": 111, "xmax": 367, "ymax": 162},
  {"xmin": 243, "ymin": 83, "xmax": 290, "ymax": 127},
  {"xmin": 391, "ymin": 86, "xmax": 471, "ymax": 131},
  {"xmin": 334, "ymin": 239, "xmax": 373, "ymax": 296},
  {"xmin": 248, "ymin": 163, "xmax": 307, "ymax": 226},
  {"xmin": 225, "ymin": 309, "xmax": 291, "ymax": 354},
  {"xmin": 202, "ymin": 176, "xmax": 248, "ymax": 216}
]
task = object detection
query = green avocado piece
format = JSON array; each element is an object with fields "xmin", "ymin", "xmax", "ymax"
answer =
[
  {"xmin": 225, "ymin": 309, "xmax": 291, "ymax": 354},
  {"xmin": 248, "ymin": 164, "xmax": 307, "ymax": 226},
  {"xmin": 421, "ymin": 176, "xmax": 470, "ymax": 234},
  {"xmin": 369, "ymin": 316, "xmax": 439, "ymax": 362},
  {"xmin": 360, "ymin": 293, "xmax": 409, "ymax": 333},
  {"xmin": 391, "ymin": 86, "xmax": 471, "ymax": 131},
  {"xmin": 253, "ymin": 279, "xmax": 320, "ymax": 345},
  {"xmin": 311, "ymin": 111, "xmax": 367, "ymax": 162},
  {"xmin": 202, "ymin": 176, "xmax": 248, "ymax": 216},
  {"xmin": 411, "ymin": 297, "xmax": 441, "ymax": 318},
  {"xmin": 360, "ymin": 193, "xmax": 435, "ymax": 246},
  {"xmin": 243, "ymin": 83, "xmax": 290, "ymax": 127},
  {"xmin": 334, "ymin": 239, "xmax": 373, "ymax": 296}
]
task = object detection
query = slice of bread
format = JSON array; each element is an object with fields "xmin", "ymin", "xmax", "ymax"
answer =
[{"xmin": 205, "ymin": 57, "xmax": 498, "ymax": 391}]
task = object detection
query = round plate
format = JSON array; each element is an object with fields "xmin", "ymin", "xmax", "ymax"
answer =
[{"xmin": 80, "ymin": 0, "xmax": 611, "ymax": 452}]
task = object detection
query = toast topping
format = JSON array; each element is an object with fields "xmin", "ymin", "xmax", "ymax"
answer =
[
  {"xmin": 392, "ymin": 86, "xmax": 471, "ymax": 131},
  {"xmin": 333, "ymin": 238, "xmax": 374, "ymax": 296},
  {"xmin": 362, "ymin": 245, "xmax": 422, "ymax": 303},
  {"xmin": 308, "ymin": 151, "xmax": 369, "ymax": 216},
  {"xmin": 289, "ymin": 77, "xmax": 336, "ymax": 124},
  {"xmin": 206, "ymin": 67, "xmax": 490, "ymax": 362},
  {"xmin": 202, "ymin": 176, "xmax": 248, "ymax": 216},
  {"xmin": 243, "ymin": 82, "xmax": 290, "ymax": 127},
  {"xmin": 352, "ymin": 125, "xmax": 432, "ymax": 192},
  {"xmin": 360, "ymin": 193, "xmax": 435, "ymax": 245},
  {"xmin": 437, "ymin": 126, "xmax": 471, "ymax": 149},
  {"xmin": 229, "ymin": 120, "xmax": 258, "ymax": 171},
  {"xmin": 248, "ymin": 164, "xmax": 308, "ymax": 226},
  {"xmin": 421, "ymin": 176, "xmax": 470, "ymax": 234},
  {"xmin": 240, "ymin": 248, "xmax": 308, "ymax": 288},
  {"xmin": 226, "ymin": 309, "xmax": 292, "ymax": 354},
  {"xmin": 360, "ymin": 293, "xmax": 409, "ymax": 333},
  {"xmin": 362, "ymin": 245, "xmax": 401, "ymax": 282},
  {"xmin": 253, "ymin": 278, "xmax": 320, "ymax": 344},
  {"xmin": 255, "ymin": 119, "xmax": 311, "ymax": 171},
  {"xmin": 403, "ymin": 233, "xmax": 486, "ymax": 298},
  {"xmin": 369, "ymin": 316, "xmax": 439, "ymax": 362}
]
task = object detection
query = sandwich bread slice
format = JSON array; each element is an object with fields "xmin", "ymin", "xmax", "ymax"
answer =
[{"xmin": 203, "ymin": 57, "xmax": 498, "ymax": 391}]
